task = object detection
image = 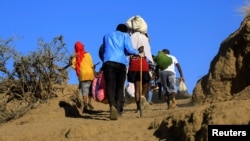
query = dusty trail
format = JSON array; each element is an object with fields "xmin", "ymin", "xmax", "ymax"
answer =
[{"xmin": 0, "ymin": 85, "xmax": 192, "ymax": 141}]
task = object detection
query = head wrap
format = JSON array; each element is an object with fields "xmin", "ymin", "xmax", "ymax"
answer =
[{"xmin": 74, "ymin": 41, "xmax": 86, "ymax": 76}]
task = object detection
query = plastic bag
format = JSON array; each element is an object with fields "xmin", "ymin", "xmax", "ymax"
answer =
[
  {"xmin": 178, "ymin": 80, "xmax": 188, "ymax": 94},
  {"xmin": 125, "ymin": 82, "xmax": 135, "ymax": 97}
]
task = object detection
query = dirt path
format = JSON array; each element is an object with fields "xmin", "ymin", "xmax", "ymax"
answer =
[{"xmin": 0, "ymin": 85, "xmax": 192, "ymax": 141}]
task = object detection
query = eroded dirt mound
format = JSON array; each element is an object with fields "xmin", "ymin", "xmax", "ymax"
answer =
[
  {"xmin": 192, "ymin": 16, "xmax": 250, "ymax": 105},
  {"xmin": 150, "ymin": 99, "xmax": 250, "ymax": 141}
]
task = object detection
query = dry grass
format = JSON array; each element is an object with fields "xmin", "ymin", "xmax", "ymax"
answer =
[{"xmin": 238, "ymin": 1, "xmax": 250, "ymax": 17}]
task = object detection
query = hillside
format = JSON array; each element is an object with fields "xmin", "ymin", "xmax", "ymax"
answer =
[
  {"xmin": 1, "ymin": 9, "xmax": 250, "ymax": 141},
  {"xmin": 0, "ymin": 84, "xmax": 193, "ymax": 141}
]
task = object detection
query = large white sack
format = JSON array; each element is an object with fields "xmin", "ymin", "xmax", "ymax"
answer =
[{"xmin": 126, "ymin": 15, "xmax": 148, "ymax": 34}]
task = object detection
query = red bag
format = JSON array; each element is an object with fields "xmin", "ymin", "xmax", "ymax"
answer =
[
  {"xmin": 128, "ymin": 56, "xmax": 149, "ymax": 71},
  {"xmin": 91, "ymin": 71, "xmax": 108, "ymax": 104}
]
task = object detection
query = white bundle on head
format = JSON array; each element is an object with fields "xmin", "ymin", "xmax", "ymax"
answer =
[{"xmin": 126, "ymin": 15, "xmax": 148, "ymax": 34}]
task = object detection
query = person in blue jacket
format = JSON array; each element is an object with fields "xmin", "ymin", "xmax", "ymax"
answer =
[{"xmin": 102, "ymin": 24, "xmax": 141, "ymax": 120}]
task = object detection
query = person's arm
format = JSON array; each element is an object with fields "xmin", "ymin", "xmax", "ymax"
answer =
[
  {"xmin": 87, "ymin": 53, "xmax": 98, "ymax": 77},
  {"xmin": 71, "ymin": 56, "xmax": 77, "ymax": 70},
  {"xmin": 139, "ymin": 34, "xmax": 154, "ymax": 64},
  {"xmin": 124, "ymin": 34, "xmax": 139, "ymax": 55},
  {"xmin": 176, "ymin": 63, "xmax": 184, "ymax": 81}
]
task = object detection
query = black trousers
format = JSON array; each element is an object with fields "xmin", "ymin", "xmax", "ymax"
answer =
[{"xmin": 102, "ymin": 61, "xmax": 127, "ymax": 112}]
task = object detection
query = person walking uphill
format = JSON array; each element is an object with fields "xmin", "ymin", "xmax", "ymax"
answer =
[
  {"xmin": 126, "ymin": 18, "xmax": 155, "ymax": 113},
  {"xmin": 102, "ymin": 24, "xmax": 140, "ymax": 120},
  {"xmin": 71, "ymin": 41, "xmax": 95, "ymax": 113},
  {"xmin": 160, "ymin": 49, "xmax": 184, "ymax": 109}
]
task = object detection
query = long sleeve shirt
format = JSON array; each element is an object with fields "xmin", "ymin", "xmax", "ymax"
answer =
[{"xmin": 103, "ymin": 31, "xmax": 139, "ymax": 66}]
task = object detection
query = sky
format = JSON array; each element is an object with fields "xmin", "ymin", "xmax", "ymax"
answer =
[{"xmin": 0, "ymin": 0, "xmax": 247, "ymax": 94}]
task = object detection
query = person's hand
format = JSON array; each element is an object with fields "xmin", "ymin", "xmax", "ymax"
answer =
[
  {"xmin": 94, "ymin": 71, "xmax": 100, "ymax": 77},
  {"xmin": 180, "ymin": 77, "xmax": 184, "ymax": 82},
  {"xmin": 70, "ymin": 55, "xmax": 76, "ymax": 60},
  {"xmin": 138, "ymin": 46, "xmax": 144, "ymax": 53},
  {"xmin": 138, "ymin": 53, "xmax": 144, "ymax": 57}
]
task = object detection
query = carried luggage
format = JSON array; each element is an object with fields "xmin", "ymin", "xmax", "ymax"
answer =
[
  {"xmin": 91, "ymin": 71, "xmax": 108, "ymax": 104},
  {"xmin": 154, "ymin": 51, "xmax": 172, "ymax": 70},
  {"xmin": 126, "ymin": 15, "xmax": 148, "ymax": 34}
]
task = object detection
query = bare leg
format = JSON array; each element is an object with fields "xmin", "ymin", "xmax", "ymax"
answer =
[
  {"xmin": 157, "ymin": 82, "xmax": 162, "ymax": 100},
  {"xmin": 88, "ymin": 96, "xmax": 94, "ymax": 110},
  {"xmin": 141, "ymin": 83, "xmax": 149, "ymax": 110},
  {"xmin": 82, "ymin": 95, "xmax": 88, "ymax": 113},
  {"xmin": 142, "ymin": 83, "xmax": 149, "ymax": 98},
  {"xmin": 171, "ymin": 92, "xmax": 176, "ymax": 108},
  {"xmin": 164, "ymin": 91, "xmax": 170, "ymax": 109},
  {"xmin": 134, "ymin": 81, "xmax": 141, "ymax": 112}
]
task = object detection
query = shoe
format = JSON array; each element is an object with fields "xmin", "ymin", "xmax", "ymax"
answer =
[
  {"xmin": 135, "ymin": 108, "xmax": 140, "ymax": 113},
  {"xmin": 82, "ymin": 105, "xmax": 89, "ymax": 113},
  {"xmin": 110, "ymin": 106, "xmax": 118, "ymax": 120},
  {"xmin": 119, "ymin": 107, "xmax": 124, "ymax": 116},
  {"xmin": 119, "ymin": 110, "xmax": 124, "ymax": 116},
  {"xmin": 88, "ymin": 103, "xmax": 94, "ymax": 110},
  {"xmin": 148, "ymin": 102, "xmax": 153, "ymax": 105}
]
